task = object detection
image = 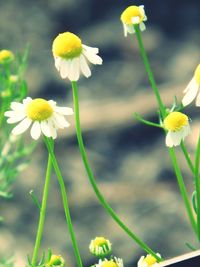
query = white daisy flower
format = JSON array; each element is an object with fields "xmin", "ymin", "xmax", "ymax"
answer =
[
  {"xmin": 4, "ymin": 97, "xmax": 73, "ymax": 140},
  {"xmin": 95, "ymin": 257, "xmax": 123, "ymax": 267},
  {"xmin": 120, "ymin": 5, "xmax": 147, "ymax": 37},
  {"xmin": 138, "ymin": 254, "xmax": 160, "ymax": 267},
  {"xmin": 52, "ymin": 32, "xmax": 103, "ymax": 81},
  {"xmin": 89, "ymin": 237, "xmax": 112, "ymax": 257},
  {"xmin": 182, "ymin": 64, "xmax": 200, "ymax": 106},
  {"xmin": 163, "ymin": 111, "xmax": 190, "ymax": 147}
]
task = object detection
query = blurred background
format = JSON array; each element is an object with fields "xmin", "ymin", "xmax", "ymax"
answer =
[{"xmin": 0, "ymin": 0, "xmax": 199, "ymax": 266}]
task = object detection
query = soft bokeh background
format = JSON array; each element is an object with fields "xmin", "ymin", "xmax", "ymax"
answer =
[{"xmin": 0, "ymin": 0, "xmax": 199, "ymax": 266}]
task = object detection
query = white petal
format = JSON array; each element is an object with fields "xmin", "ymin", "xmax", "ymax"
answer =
[
  {"xmin": 12, "ymin": 118, "xmax": 32, "ymax": 135},
  {"xmin": 126, "ymin": 25, "xmax": 135, "ymax": 34},
  {"xmin": 170, "ymin": 131, "xmax": 182, "ymax": 147},
  {"xmin": 182, "ymin": 124, "xmax": 191, "ymax": 139},
  {"xmin": 41, "ymin": 120, "xmax": 51, "ymax": 137},
  {"xmin": 166, "ymin": 132, "xmax": 174, "ymax": 147},
  {"xmin": 140, "ymin": 22, "xmax": 146, "ymax": 31},
  {"xmin": 53, "ymin": 113, "xmax": 70, "ymax": 128},
  {"xmin": 10, "ymin": 102, "xmax": 24, "ymax": 111},
  {"xmin": 183, "ymin": 78, "xmax": 195, "ymax": 93},
  {"xmin": 82, "ymin": 44, "xmax": 99, "ymax": 54},
  {"xmin": 195, "ymin": 92, "xmax": 200, "ymax": 106},
  {"xmin": 60, "ymin": 59, "xmax": 70, "ymax": 79},
  {"xmin": 55, "ymin": 57, "xmax": 61, "ymax": 71},
  {"xmin": 131, "ymin": 16, "xmax": 140, "ymax": 24},
  {"xmin": 83, "ymin": 50, "xmax": 103, "ymax": 65},
  {"xmin": 48, "ymin": 119, "xmax": 57, "ymax": 139},
  {"xmin": 6, "ymin": 112, "xmax": 26, "ymax": 123},
  {"xmin": 123, "ymin": 24, "xmax": 128, "ymax": 37},
  {"xmin": 30, "ymin": 121, "xmax": 41, "ymax": 140},
  {"xmin": 80, "ymin": 55, "xmax": 91, "ymax": 78},
  {"xmin": 54, "ymin": 107, "xmax": 73, "ymax": 115},
  {"xmin": 182, "ymin": 80, "xmax": 199, "ymax": 106},
  {"xmin": 68, "ymin": 57, "xmax": 80, "ymax": 81},
  {"xmin": 23, "ymin": 97, "xmax": 32, "ymax": 105}
]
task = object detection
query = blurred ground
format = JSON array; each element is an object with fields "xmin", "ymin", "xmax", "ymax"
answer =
[{"xmin": 0, "ymin": 0, "xmax": 200, "ymax": 266}]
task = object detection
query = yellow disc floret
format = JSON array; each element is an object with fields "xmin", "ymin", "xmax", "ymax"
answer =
[
  {"xmin": 52, "ymin": 32, "xmax": 82, "ymax": 59},
  {"xmin": 121, "ymin": 6, "xmax": 144, "ymax": 24},
  {"xmin": 93, "ymin": 237, "xmax": 108, "ymax": 247},
  {"xmin": 194, "ymin": 64, "xmax": 200, "ymax": 84},
  {"xmin": 0, "ymin": 49, "xmax": 14, "ymax": 64},
  {"xmin": 26, "ymin": 98, "xmax": 53, "ymax": 121},
  {"xmin": 143, "ymin": 255, "xmax": 157, "ymax": 266},
  {"xmin": 102, "ymin": 261, "xmax": 118, "ymax": 267},
  {"xmin": 164, "ymin": 112, "xmax": 188, "ymax": 132}
]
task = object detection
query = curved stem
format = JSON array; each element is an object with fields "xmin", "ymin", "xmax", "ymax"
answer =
[
  {"xmin": 31, "ymin": 153, "xmax": 52, "ymax": 266},
  {"xmin": 43, "ymin": 137, "xmax": 83, "ymax": 267},
  {"xmin": 168, "ymin": 148, "xmax": 197, "ymax": 236},
  {"xmin": 180, "ymin": 141, "xmax": 195, "ymax": 175},
  {"xmin": 133, "ymin": 25, "xmax": 166, "ymax": 119},
  {"xmin": 194, "ymin": 135, "xmax": 200, "ymax": 240},
  {"xmin": 71, "ymin": 81, "xmax": 162, "ymax": 262}
]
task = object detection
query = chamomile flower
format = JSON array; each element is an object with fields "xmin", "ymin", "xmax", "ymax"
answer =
[
  {"xmin": 89, "ymin": 237, "xmax": 112, "ymax": 257},
  {"xmin": 138, "ymin": 254, "xmax": 160, "ymax": 267},
  {"xmin": 95, "ymin": 257, "xmax": 123, "ymax": 267},
  {"xmin": 4, "ymin": 97, "xmax": 73, "ymax": 140},
  {"xmin": 52, "ymin": 32, "xmax": 103, "ymax": 81},
  {"xmin": 46, "ymin": 254, "xmax": 65, "ymax": 267},
  {"xmin": 120, "ymin": 5, "xmax": 147, "ymax": 37},
  {"xmin": 163, "ymin": 111, "xmax": 190, "ymax": 147},
  {"xmin": 182, "ymin": 64, "xmax": 200, "ymax": 106},
  {"xmin": 0, "ymin": 49, "xmax": 14, "ymax": 64}
]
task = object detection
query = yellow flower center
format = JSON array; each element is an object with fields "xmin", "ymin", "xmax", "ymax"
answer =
[
  {"xmin": 164, "ymin": 112, "xmax": 188, "ymax": 132},
  {"xmin": 102, "ymin": 261, "xmax": 118, "ymax": 267},
  {"xmin": 0, "ymin": 50, "xmax": 14, "ymax": 63},
  {"xmin": 120, "ymin": 6, "xmax": 144, "ymax": 25},
  {"xmin": 93, "ymin": 237, "xmax": 108, "ymax": 247},
  {"xmin": 143, "ymin": 255, "xmax": 157, "ymax": 266},
  {"xmin": 52, "ymin": 32, "xmax": 82, "ymax": 59},
  {"xmin": 26, "ymin": 98, "xmax": 53, "ymax": 121},
  {"xmin": 194, "ymin": 64, "xmax": 200, "ymax": 84}
]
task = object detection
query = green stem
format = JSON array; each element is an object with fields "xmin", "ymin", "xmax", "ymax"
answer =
[
  {"xmin": 180, "ymin": 141, "xmax": 195, "ymax": 175},
  {"xmin": 168, "ymin": 147, "xmax": 197, "ymax": 236},
  {"xmin": 31, "ymin": 153, "xmax": 52, "ymax": 266},
  {"xmin": 194, "ymin": 135, "xmax": 200, "ymax": 240},
  {"xmin": 71, "ymin": 81, "xmax": 162, "ymax": 262},
  {"xmin": 133, "ymin": 112, "xmax": 163, "ymax": 128},
  {"xmin": 133, "ymin": 25, "xmax": 166, "ymax": 119},
  {"xmin": 43, "ymin": 137, "xmax": 83, "ymax": 267}
]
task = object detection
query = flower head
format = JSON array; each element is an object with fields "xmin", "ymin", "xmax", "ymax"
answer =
[
  {"xmin": 120, "ymin": 5, "xmax": 147, "ymax": 37},
  {"xmin": 163, "ymin": 111, "xmax": 190, "ymax": 147},
  {"xmin": 0, "ymin": 49, "xmax": 14, "ymax": 64},
  {"xmin": 4, "ymin": 97, "xmax": 73, "ymax": 140},
  {"xmin": 96, "ymin": 257, "xmax": 123, "ymax": 267},
  {"xmin": 138, "ymin": 254, "xmax": 160, "ymax": 267},
  {"xmin": 46, "ymin": 255, "xmax": 65, "ymax": 267},
  {"xmin": 182, "ymin": 64, "xmax": 200, "ymax": 106},
  {"xmin": 52, "ymin": 32, "xmax": 103, "ymax": 81},
  {"xmin": 89, "ymin": 237, "xmax": 112, "ymax": 257}
]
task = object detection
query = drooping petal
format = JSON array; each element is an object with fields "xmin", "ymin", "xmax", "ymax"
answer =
[
  {"xmin": 80, "ymin": 55, "xmax": 91, "ymax": 78},
  {"xmin": 195, "ymin": 91, "xmax": 200, "ymax": 106},
  {"xmin": 30, "ymin": 121, "xmax": 41, "ymax": 140},
  {"xmin": 169, "ymin": 131, "xmax": 182, "ymax": 147},
  {"xmin": 140, "ymin": 22, "xmax": 146, "ymax": 31},
  {"xmin": 182, "ymin": 80, "xmax": 199, "ymax": 106},
  {"xmin": 41, "ymin": 120, "xmax": 51, "ymax": 137},
  {"xmin": 83, "ymin": 50, "xmax": 103, "ymax": 65},
  {"xmin": 68, "ymin": 57, "xmax": 80, "ymax": 81},
  {"xmin": 53, "ymin": 113, "xmax": 70, "ymax": 128},
  {"xmin": 82, "ymin": 44, "xmax": 99, "ymax": 54},
  {"xmin": 60, "ymin": 59, "xmax": 70, "ymax": 79},
  {"xmin": 165, "ymin": 132, "xmax": 174, "ymax": 147},
  {"xmin": 48, "ymin": 119, "xmax": 57, "ymax": 139},
  {"xmin": 12, "ymin": 118, "xmax": 32, "ymax": 135},
  {"xmin": 55, "ymin": 57, "xmax": 61, "ymax": 71}
]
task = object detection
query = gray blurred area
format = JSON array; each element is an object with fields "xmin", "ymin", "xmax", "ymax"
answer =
[{"xmin": 0, "ymin": 0, "xmax": 200, "ymax": 266}]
